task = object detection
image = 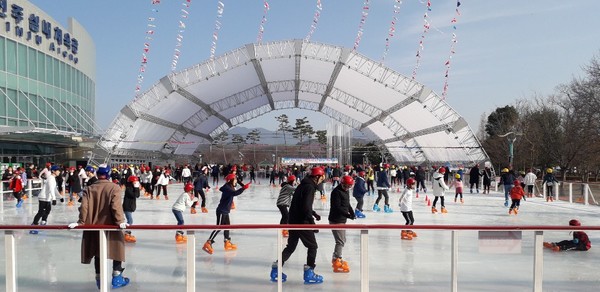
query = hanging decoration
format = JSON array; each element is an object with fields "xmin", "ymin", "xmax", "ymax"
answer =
[
  {"xmin": 256, "ymin": 1, "xmax": 270, "ymax": 43},
  {"xmin": 135, "ymin": 0, "xmax": 161, "ymax": 93},
  {"xmin": 441, "ymin": 1, "xmax": 461, "ymax": 100},
  {"xmin": 209, "ymin": 1, "xmax": 225, "ymax": 61},
  {"xmin": 381, "ymin": 0, "xmax": 402, "ymax": 62},
  {"xmin": 171, "ymin": 0, "xmax": 192, "ymax": 71},
  {"xmin": 411, "ymin": 0, "xmax": 432, "ymax": 80},
  {"xmin": 353, "ymin": 0, "xmax": 370, "ymax": 51},
  {"xmin": 304, "ymin": 0, "xmax": 323, "ymax": 42}
]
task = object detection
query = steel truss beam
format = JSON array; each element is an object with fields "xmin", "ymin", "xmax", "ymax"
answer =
[
  {"xmin": 319, "ymin": 48, "xmax": 351, "ymax": 111},
  {"xmin": 135, "ymin": 110, "xmax": 213, "ymax": 141},
  {"xmin": 246, "ymin": 44, "xmax": 275, "ymax": 110}
]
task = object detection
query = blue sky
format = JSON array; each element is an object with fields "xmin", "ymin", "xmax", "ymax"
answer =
[{"xmin": 30, "ymin": 0, "xmax": 600, "ymax": 133}]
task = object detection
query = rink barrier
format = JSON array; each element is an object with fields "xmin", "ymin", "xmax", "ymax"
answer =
[
  {"xmin": 2, "ymin": 224, "xmax": 600, "ymax": 292},
  {"xmin": 0, "ymin": 179, "xmax": 44, "ymax": 213}
]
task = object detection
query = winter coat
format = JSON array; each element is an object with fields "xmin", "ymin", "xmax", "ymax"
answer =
[
  {"xmin": 376, "ymin": 170, "xmax": 390, "ymax": 189},
  {"xmin": 328, "ymin": 184, "xmax": 354, "ymax": 224},
  {"xmin": 332, "ymin": 167, "xmax": 342, "ymax": 178},
  {"xmin": 277, "ymin": 182, "xmax": 295, "ymax": 207},
  {"xmin": 483, "ymin": 169, "xmax": 492, "ymax": 185},
  {"xmin": 77, "ymin": 179, "xmax": 126, "ymax": 263},
  {"xmin": 352, "ymin": 176, "xmax": 368, "ymax": 198},
  {"xmin": 510, "ymin": 185, "xmax": 525, "ymax": 200},
  {"xmin": 193, "ymin": 174, "xmax": 210, "ymax": 191},
  {"xmin": 38, "ymin": 175, "xmax": 58, "ymax": 202},
  {"xmin": 67, "ymin": 172, "xmax": 82, "ymax": 193},
  {"xmin": 289, "ymin": 177, "xmax": 319, "ymax": 225},
  {"xmin": 216, "ymin": 183, "xmax": 245, "ymax": 215},
  {"xmin": 469, "ymin": 167, "xmax": 481, "ymax": 184},
  {"xmin": 123, "ymin": 184, "xmax": 140, "ymax": 212},
  {"xmin": 9, "ymin": 176, "xmax": 23, "ymax": 193},
  {"xmin": 542, "ymin": 173, "xmax": 558, "ymax": 185},
  {"xmin": 172, "ymin": 192, "xmax": 195, "ymax": 212},
  {"xmin": 416, "ymin": 168, "xmax": 426, "ymax": 181},
  {"xmin": 573, "ymin": 231, "xmax": 592, "ymax": 251},
  {"xmin": 500, "ymin": 172, "xmax": 516, "ymax": 186},
  {"xmin": 398, "ymin": 188, "xmax": 415, "ymax": 212},
  {"xmin": 157, "ymin": 173, "xmax": 170, "ymax": 186},
  {"xmin": 432, "ymin": 172, "xmax": 449, "ymax": 196},
  {"xmin": 524, "ymin": 172, "xmax": 537, "ymax": 185}
]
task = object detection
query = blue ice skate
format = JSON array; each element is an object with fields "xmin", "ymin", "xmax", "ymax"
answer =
[
  {"xmin": 355, "ymin": 210, "xmax": 366, "ymax": 218},
  {"xmin": 16, "ymin": 200, "xmax": 23, "ymax": 208},
  {"xmin": 270, "ymin": 265, "xmax": 287, "ymax": 282},
  {"xmin": 29, "ymin": 230, "xmax": 38, "ymax": 234},
  {"xmin": 372, "ymin": 204, "xmax": 381, "ymax": 212},
  {"xmin": 303, "ymin": 265, "xmax": 324, "ymax": 284},
  {"xmin": 504, "ymin": 200, "xmax": 509, "ymax": 207},
  {"xmin": 384, "ymin": 205, "xmax": 394, "ymax": 213},
  {"xmin": 111, "ymin": 274, "xmax": 130, "ymax": 289}
]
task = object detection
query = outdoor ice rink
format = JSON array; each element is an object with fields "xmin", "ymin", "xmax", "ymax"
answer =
[{"xmin": 1, "ymin": 178, "xmax": 599, "ymax": 291}]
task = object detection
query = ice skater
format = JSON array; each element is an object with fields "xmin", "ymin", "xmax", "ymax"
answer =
[
  {"xmin": 172, "ymin": 183, "xmax": 198, "ymax": 243},
  {"xmin": 30, "ymin": 165, "xmax": 60, "ymax": 234},
  {"xmin": 432, "ymin": 167, "xmax": 449, "ymax": 213},
  {"xmin": 123, "ymin": 175, "xmax": 140, "ymax": 243},
  {"xmin": 508, "ymin": 180, "xmax": 525, "ymax": 215},
  {"xmin": 544, "ymin": 219, "xmax": 591, "ymax": 252},
  {"xmin": 9, "ymin": 171, "xmax": 24, "ymax": 208},
  {"xmin": 352, "ymin": 171, "xmax": 367, "ymax": 218},
  {"xmin": 453, "ymin": 173, "xmax": 463, "ymax": 203},
  {"xmin": 542, "ymin": 168, "xmax": 559, "ymax": 202},
  {"xmin": 399, "ymin": 178, "xmax": 417, "ymax": 240},
  {"xmin": 373, "ymin": 164, "xmax": 392, "ymax": 213},
  {"xmin": 276, "ymin": 175, "xmax": 296, "ymax": 237},
  {"xmin": 328, "ymin": 175, "xmax": 356, "ymax": 273},
  {"xmin": 202, "ymin": 174, "xmax": 250, "ymax": 254},
  {"xmin": 191, "ymin": 166, "xmax": 210, "ymax": 214}
]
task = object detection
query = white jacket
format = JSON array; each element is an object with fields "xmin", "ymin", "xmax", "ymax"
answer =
[
  {"xmin": 172, "ymin": 192, "xmax": 197, "ymax": 212},
  {"xmin": 141, "ymin": 172, "xmax": 153, "ymax": 184},
  {"xmin": 524, "ymin": 172, "xmax": 537, "ymax": 185},
  {"xmin": 398, "ymin": 188, "xmax": 414, "ymax": 212},
  {"xmin": 182, "ymin": 168, "xmax": 191, "ymax": 178},
  {"xmin": 432, "ymin": 172, "xmax": 449, "ymax": 196},
  {"xmin": 157, "ymin": 173, "xmax": 170, "ymax": 186},
  {"xmin": 38, "ymin": 175, "xmax": 58, "ymax": 202}
]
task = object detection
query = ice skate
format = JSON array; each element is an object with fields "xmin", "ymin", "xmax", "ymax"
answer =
[
  {"xmin": 224, "ymin": 239, "xmax": 237, "ymax": 251},
  {"xmin": 282, "ymin": 230, "xmax": 289, "ymax": 237},
  {"xmin": 508, "ymin": 209, "xmax": 513, "ymax": 215},
  {"xmin": 513, "ymin": 208, "xmax": 519, "ymax": 215},
  {"xmin": 408, "ymin": 230, "xmax": 418, "ymax": 237},
  {"xmin": 202, "ymin": 240, "xmax": 214, "ymax": 254},
  {"xmin": 201, "ymin": 207, "xmax": 208, "ymax": 213},
  {"xmin": 401, "ymin": 230, "xmax": 412, "ymax": 240},
  {"xmin": 16, "ymin": 200, "xmax": 23, "ymax": 208},
  {"xmin": 303, "ymin": 265, "xmax": 324, "ymax": 284},
  {"xmin": 454, "ymin": 198, "xmax": 457, "ymax": 203},
  {"xmin": 67, "ymin": 200, "xmax": 74, "ymax": 206},
  {"xmin": 270, "ymin": 264, "xmax": 287, "ymax": 282},
  {"xmin": 355, "ymin": 210, "xmax": 366, "ymax": 218},
  {"xmin": 441, "ymin": 207, "xmax": 448, "ymax": 213},
  {"xmin": 543, "ymin": 242, "xmax": 555, "ymax": 249},
  {"xmin": 124, "ymin": 233, "xmax": 137, "ymax": 243},
  {"xmin": 431, "ymin": 207, "xmax": 438, "ymax": 214},
  {"xmin": 29, "ymin": 229, "xmax": 39, "ymax": 234},
  {"xmin": 384, "ymin": 205, "xmax": 393, "ymax": 213},
  {"xmin": 372, "ymin": 204, "xmax": 381, "ymax": 212},
  {"xmin": 551, "ymin": 245, "xmax": 561, "ymax": 252},
  {"xmin": 190, "ymin": 207, "xmax": 197, "ymax": 214},
  {"xmin": 460, "ymin": 198, "xmax": 464, "ymax": 204},
  {"xmin": 111, "ymin": 273, "xmax": 130, "ymax": 289},
  {"xmin": 175, "ymin": 233, "xmax": 187, "ymax": 244},
  {"xmin": 164, "ymin": 195, "xmax": 169, "ymax": 200},
  {"xmin": 155, "ymin": 195, "xmax": 160, "ymax": 200},
  {"xmin": 231, "ymin": 201, "xmax": 236, "ymax": 209},
  {"xmin": 332, "ymin": 258, "xmax": 350, "ymax": 273},
  {"xmin": 504, "ymin": 200, "xmax": 509, "ymax": 207}
]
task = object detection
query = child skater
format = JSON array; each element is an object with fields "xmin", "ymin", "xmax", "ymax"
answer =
[
  {"xmin": 432, "ymin": 167, "xmax": 450, "ymax": 213},
  {"xmin": 544, "ymin": 219, "xmax": 591, "ymax": 252},
  {"xmin": 172, "ymin": 183, "xmax": 197, "ymax": 243},
  {"xmin": 508, "ymin": 180, "xmax": 525, "ymax": 215},
  {"xmin": 30, "ymin": 165, "xmax": 60, "ymax": 234},
  {"xmin": 202, "ymin": 174, "xmax": 250, "ymax": 254},
  {"xmin": 276, "ymin": 175, "xmax": 296, "ymax": 237},
  {"xmin": 399, "ymin": 178, "xmax": 417, "ymax": 240},
  {"xmin": 191, "ymin": 166, "xmax": 210, "ymax": 214},
  {"xmin": 453, "ymin": 173, "xmax": 463, "ymax": 204},
  {"xmin": 9, "ymin": 171, "xmax": 24, "ymax": 208},
  {"xmin": 352, "ymin": 171, "xmax": 367, "ymax": 218},
  {"xmin": 123, "ymin": 176, "xmax": 140, "ymax": 243}
]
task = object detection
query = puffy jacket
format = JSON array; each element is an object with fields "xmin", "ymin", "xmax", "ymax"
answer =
[
  {"xmin": 328, "ymin": 184, "xmax": 354, "ymax": 223},
  {"xmin": 352, "ymin": 176, "xmax": 368, "ymax": 198},
  {"xmin": 216, "ymin": 183, "xmax": 245, "ymax": 215},
  {"xmin": 376, "ymin": 170, "xmax": 390, "ymax": 189},
  {"xmin": 432, "ymin": 172, "xmax": 449, "ymax": 196},
  {"xmin": 123, "ymin": 184, "xmax": 140, "ymax": 212},
  {"xmin": 510, "ymin": 185, "xmax": 524, "ymax": 200},
  {"xmin": 289, "ymin": 177, "xmax": 319, "ymax": 224},
  {"xmin": 277, "ymin": 182, "xmax": 295, "ymax": 207},
  {"xmin": 9, "ymin": 177, "xmax": 23, "ymax": 193}
]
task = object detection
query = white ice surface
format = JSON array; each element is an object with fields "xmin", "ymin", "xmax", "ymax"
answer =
[{"xmin": 1, "ymin": 179, "xmax": 599, "ymax": 291}]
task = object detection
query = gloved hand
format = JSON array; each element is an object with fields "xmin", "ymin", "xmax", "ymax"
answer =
[
  {"xmin": 52, "ymin": 200, "xmax": 57, "ymax": 206},
  {"xmin": 573, "ymin": 238, "xmax": 579, "ymax": 244},
  {"xmin": 119, "ymin": 223, "xmax": 129, "ymax": 229},
  {"xmin": 68, "ymin": 223, "xmax": 78, "ymax": 229},
  {"xmin": 313, "ymin": 213, "xmax": 321, "ymax": 221},
  {"xmin": 243, "ymin": 183, "xmax": 251, "ymax": 190}
]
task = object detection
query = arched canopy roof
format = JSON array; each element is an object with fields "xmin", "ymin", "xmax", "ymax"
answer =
[{"xmin": 100, "ymin": 40, "xmax": 488, "ymax": 164}]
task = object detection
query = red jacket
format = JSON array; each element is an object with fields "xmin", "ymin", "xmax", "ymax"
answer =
[
  {"xmin": 9, "ymin": 177, "xmax": 23, "ymax": 193},
  {"xmin": 510, "ymin": 185, "xmax": 524, "ymax": 200}
]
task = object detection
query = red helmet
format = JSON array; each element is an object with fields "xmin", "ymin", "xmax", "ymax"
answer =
[
  {"xmin": 513, "ymin": 180, "xmax": 520, "ymax": 186},
  {"xmin": 128, "ymin": 176, "xmax": 139, "ymax": 182},
  {"xmin": 406, "ymin": 178, "xmax": 416, "ymax": 186},
  {"xmin": 344, "ymin": 165, "xmax": 351, "ymax": 171},
  {"xmin": 184, "ymin": 183, "xmax": 194, "ymax": 192},
  {"xmin": 383, "ymin": 163, "xmax": 390, "ymax": 169},
  {"xmin": 569, "ymin": 219, "xmax": 581, "ymax": 226},
  {"xmin": 438, "ymin": 167, "xmax": 446, "ymax": 174},
  {"xmin": 358, "ymin": 171, "xmax": 365, "ymax": 177},
  {"xmin": 287, "ymin": 175, "xmax": 296, "ymax": 183},
  {"xmin": 225, "ymin": 173, "xmax": 236, "ymax": 181},
  {"xmin": 310, "ymin": 167, "xmax": 324, "ymax": 176},
  {"xmin": 45, "ymin": 162, "xmax": 51, "ymax": 168},
  {"xmin": 341, "ymin": 175, "xmax": 354, "ymax": 186}
]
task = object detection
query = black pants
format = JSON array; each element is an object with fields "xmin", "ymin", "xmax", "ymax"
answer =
[
  {"xmin": 277, "ymin": 205, "xmax": 289, "ymax": 225},
  {"xmin": 282, "ymin": 229, "xmax": 318, "ymax": 269},
  {"xmin": 191, "ymin": 190, "xmax": 206, "ymax": 208},
  {"xmin": 208, "ymin": 213, "xmax": 231, "ymax": 242},
  {"xmin": 33, "ymin": 201, "xmax": 52, "ymax": 224},
  {"xmin": 354, "ymin": 196, "xmax": 364, "ymax": 211},
  {"xmin": 156, "ymin": 185, "xmax": 167, "ymax": 197},
  {"xmin": 470, "ymin": 182, "xmax": 479, "ymax": 190},
  {"xmin": 555, "ymin": 239, "xmax": 587, "ymax": 251},
  {"xmin": 401, "ymin": 211, "xmax": 414, "ymax": 225},
  {"xmin": 12, "ymin": 191, "xmax": 22, "ymax": 201},
  {"xmin": 367, "ymin": 180, "xmax": 374, "ymax": 193},
  {"xmin": 94, "ymin": 257, "xmax": 123, "ymax": 275},
  {"xmin": 375, "ymin": 190, "xmax": 389, "ymax": 205},
  {"xmin": 212, "ymin": 175, "xmax": 219, "ymax": 185},
  {"xmin": 417, "ymin": 179, "xmax": 425, "ymax": 191},
  {"xmin": 432, "ymin": 196, "xmax": 445, "ymax": 207},
  {"xmin": 509, "ymin": 199, "xmax": 521, "ymax": 209}
]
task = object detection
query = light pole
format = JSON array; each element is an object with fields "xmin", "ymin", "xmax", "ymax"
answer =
[{"xmin": 498, "ymin": 131, "xmax": 522, "ymax": 170}]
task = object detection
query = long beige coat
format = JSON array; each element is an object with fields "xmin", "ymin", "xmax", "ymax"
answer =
[{"xmin": 78, "ymin": 179, "xmax": 126, "ymax": 263}]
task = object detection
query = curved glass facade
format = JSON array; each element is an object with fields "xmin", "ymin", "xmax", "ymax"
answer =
[{"xmin": 0, "ymin": 36, "xmax": 95, "ymax": 135}]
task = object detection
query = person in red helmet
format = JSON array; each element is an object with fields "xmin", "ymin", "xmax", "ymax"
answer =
[
  {"xmin": 328, "ymin": 175, "xmax": 356, "ymax": 273},
  {"xmin": 508, "ymin": 180, "xmax": 525, "ymax": 215},
  {"xmin": 172, "ymin": 183, "xmax": 198, "ymax": 243},
  {"xmin": 399, "ymin": 178, "xmax": 418, "ymax": 240},
  {"xmin": 271, "ymin": 166, "xmax": 325, "ymax": 284},
  {"xmin": 202, "ymin": 173, "xmax": 250, "ymax": 254},
  {"xmin": 431, "ymin": 167, "xmax": 450, "ymax": 214},
  {"xmin": 276, "ymin": 175, "xmax": 297, "ymax": 237},
  {"xmin": 155, "ymin": 168, "xmax": 171, "ymax": 200},
  {"xmin": 352, "ymin": 171, "xmax": 368, "ymax": 218},
  {"xmin": 66, "ymin": 166, "xmax": 82, "ymax": 206},
  {"xmin": 544, "ymin": 219, "xmax": 592, "ymax": 252},
  {"xmin": 123, "ymin": 176, "xmax": 141, "ymax": 243},
  {"xmin": 9, "ymin": 171, "xmax": 24, "ymax": 208}
]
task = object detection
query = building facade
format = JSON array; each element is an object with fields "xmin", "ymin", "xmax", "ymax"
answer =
[{"xmin": 0, "ymin": 0, "xmax": 95, "ymax": 168}]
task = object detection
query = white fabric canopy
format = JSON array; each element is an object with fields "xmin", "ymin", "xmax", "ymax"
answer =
[{"xmin": 99, "ymin": 40, "xmax": 489, "ymax": 164}]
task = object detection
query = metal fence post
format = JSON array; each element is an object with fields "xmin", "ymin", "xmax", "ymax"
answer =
[
  {"xmin": 99, "ymin": 230, "xmax": 108, "ymax": 292},
  {"xmin": 277, "ymin": 229, "xmax": 283, "ymax": 292},
  {"xmin": 451, "ymin": 231, "xmax": 458, "ymax": 292},
  {"xmin": 187, "ymin": 230, "xmax": 196, "ymax": 292},
  {"xmin": 1, "ymin": 181, "xmax": 4, "ymax": 213},
  {"xmin": 360, "ymin": 229, "xmax": 369, "ymax": 292},
  {"xmin": 533, "ymin": 231, "xmax": 543, "ymax": 292},
  {"xmin": 5, "ymin": 230, "xmax": 16, "ymax": 292},
  {"xmin": 568, "ymin": 183, "xmax": 572, "ymax": 203},
  {"xmin": 583, "ymin": 183, "xmax": 589, "ymax": 205}
]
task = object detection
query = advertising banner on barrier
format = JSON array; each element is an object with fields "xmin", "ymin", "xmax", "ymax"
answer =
[{"xmin": 280, "ymin": 158, "xmax": 338, "ymax": 165}]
